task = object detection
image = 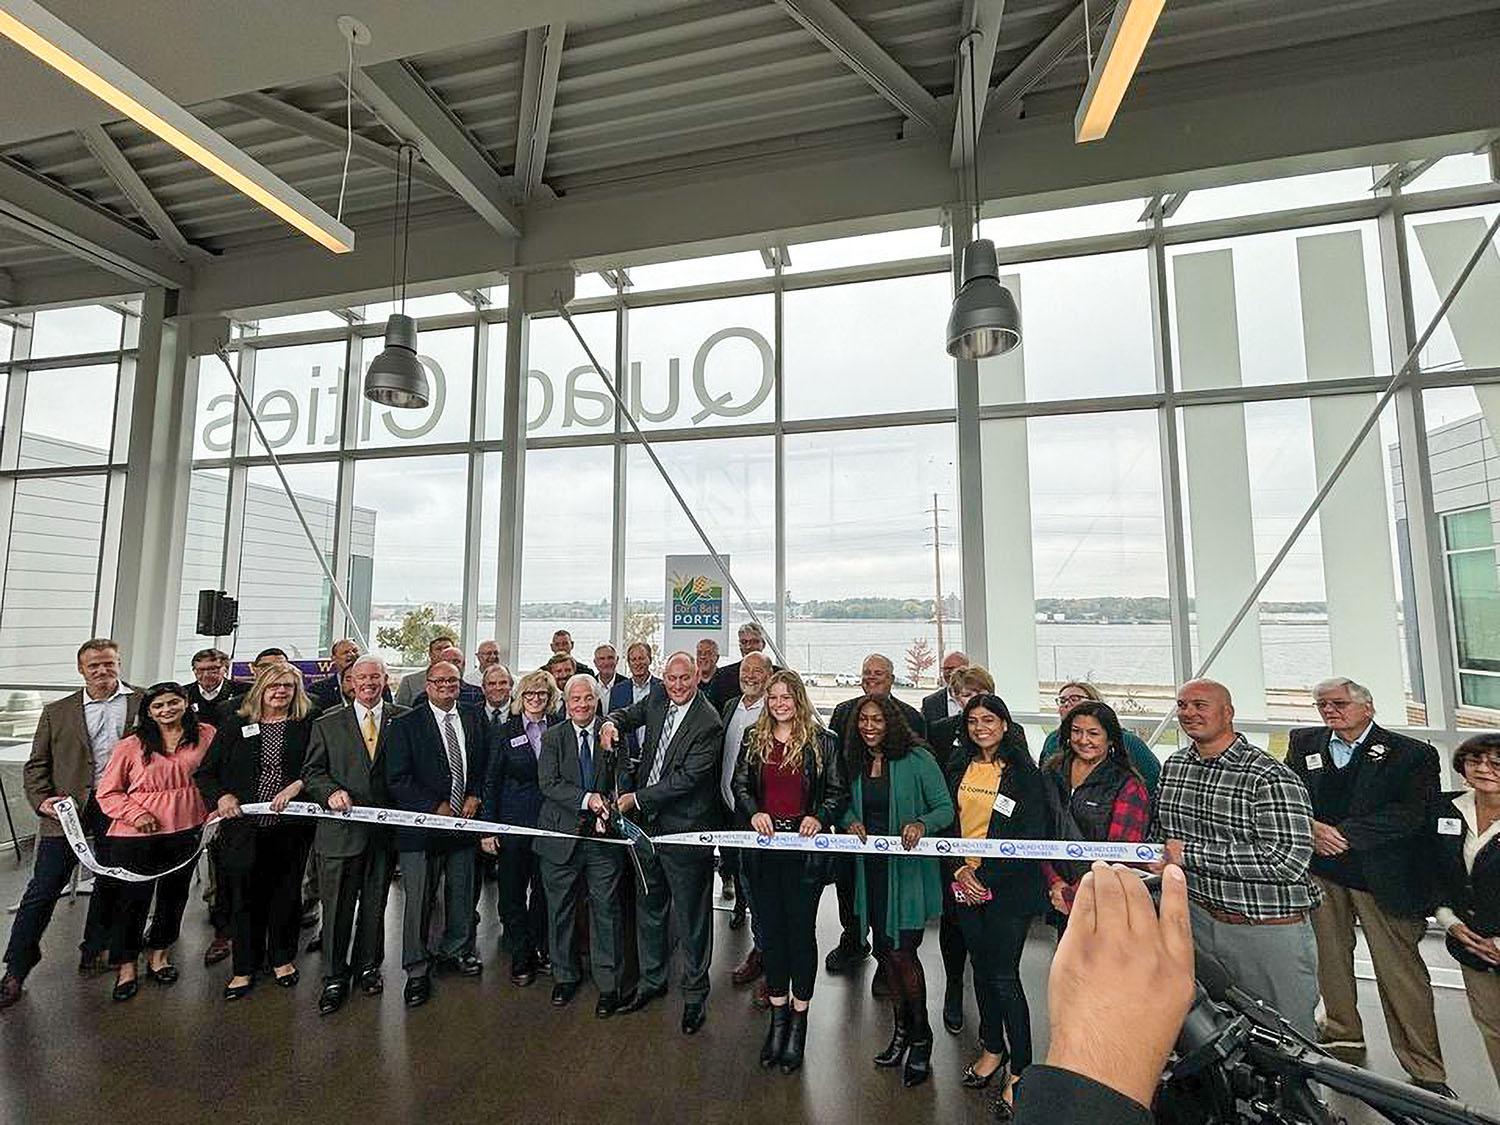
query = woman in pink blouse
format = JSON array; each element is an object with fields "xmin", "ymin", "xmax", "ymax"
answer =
[{"xmin": 97, "ymin": 682, "xmax": 213, "ymax": 1001}]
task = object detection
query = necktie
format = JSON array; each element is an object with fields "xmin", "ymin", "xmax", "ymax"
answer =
[
  {"xmin": 579, "ymin": 728, "xmax": 594, "ymax": 791},
  {"xmin": 648, "ymin": 705, "xmax": 678, "ymax": 788},
  {"xmin": 361, "ymin": 711, "xmax": 379, "ymax": 759},
  {"xmin": 442, "ymin": 711, "xmax": 464, "ymax": 810}
]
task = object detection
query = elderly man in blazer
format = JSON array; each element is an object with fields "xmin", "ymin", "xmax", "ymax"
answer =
[
  {"xmin": 1287, "ymin": 676, "xmax": 1450, "ymax": 1095},
  {"xmin": 0, "ymin": 638, "xmax": 140, "ymax": 1008},
  {"xmin": 601, "ymin": 650, "xmax": 723, "ymax": 1034},
  {"xmin": 535, "ymin": 673, "xmax": 625, "ymax": 1017},
  {"xmin": 303, "ymin": 654, "xmax": 407, "ymax": 1015},
  {"xmin": 384, "ymin": 660, "xmax": 486, "ymax": 1009}
]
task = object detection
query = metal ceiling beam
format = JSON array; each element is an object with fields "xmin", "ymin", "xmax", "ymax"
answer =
[
  {"xmin": 75, "ymin": 124, "xmax": 204, "ymax": 263},
  {"xmin": 774, "ymin": 0, "xmax": 948, "ymax": 135},
  {"xmin": 351, "ymin": 60, "xmax": 523, "ymax": 238},
  {"xmin": 988, "ymin": 1, "xmax": 1116, "ymax": 120},
  {"xmin": 0, "ymin": 158, "xmax": 191, "ymax": 289},
  {"xmin": 951, "ymin": 0, "xmax": 1007, "ymax": 169},
  {"xmin": 226, "ymin": 91, "xmax": 452, "ymax": 196},
  {"xmin": 514, "ymin": 23, "xmax": 566, "ymax": 199}
]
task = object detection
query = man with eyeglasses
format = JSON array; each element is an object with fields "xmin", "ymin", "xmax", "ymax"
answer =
[{"xmin": 1286, "ymin": 676, "xmax": 1451, "ymax": 1095}]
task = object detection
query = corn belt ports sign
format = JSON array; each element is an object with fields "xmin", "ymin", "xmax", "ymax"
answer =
[{"xmin": 664, "ymin": 555, "xmax": 730, "ymax": 660}]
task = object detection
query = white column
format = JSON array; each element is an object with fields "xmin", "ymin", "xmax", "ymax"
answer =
[
  {"xmin": 978, "ymin": 272, "xmax": 1039, "ymax": 711},
  {"xmin": 1297, "ymin": 230, "xmax": 1407, "ymax": 712},
  {"xmin": 1173, "ymin": 250, "xmax": 1267, "ymax": 717},
  {"xmin": 1414, "ymin": 217, "xmax": 1500, "ymax": 432}
]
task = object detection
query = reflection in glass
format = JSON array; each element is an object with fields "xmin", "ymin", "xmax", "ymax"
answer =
[
  {"xmin": 526, "ymin": 312, "xmax": 617, "ymax": 438},
  {"xmin": 628, "ymin": 295, "xmax": 774, "ymax": 431},
  {"xmin": 246, "ymin": 341, "xmax": 348, "ymax": 456}
]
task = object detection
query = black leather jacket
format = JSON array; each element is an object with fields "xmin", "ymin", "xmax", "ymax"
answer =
[{"xmin": 731, "ymin": 726, "xmax": 849, "ymax": 831}]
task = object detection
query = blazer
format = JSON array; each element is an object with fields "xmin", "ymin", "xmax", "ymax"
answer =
[
  {"xmin": 24, "ymin": 688, "xmax": 142, "ymax": 838},
  {"xmin": 483, "ymin": 711, "xmax": 558, "ymax": 829},
  {"xmin": 945, "ymin": 751, "xmax": 1050, "ymax": 917},
  {"xmin": 394, "ymin": 669, "xmax": 426, "ymax": 708},
  {"xmin": 1286, "ymin": 723, "xmax": 1439, "ymax": 918},
  {"xmin": 534, "ymin": 716, "xmax": 617, "ymax": 864},
  {"xmin": 609, "ymin": 691, "xmax": 723, "ymax": 836},
  {"xmin": 384, "ymin": 703, "xmax": 486, "ymax": 853},
  {"xmin": 830, "ymin": 694, "xmax": 928, "ymax": 743},
  {"xmin": 185, "ymin": 680, "xmax": 246, "ymax": 724},
  {"xmin": 194, "ymin": 713, "xmax": 315, "ymax": 869},
  {"xmin": 1433, "ymin": 790, "xmax": 1500, "ymax": 971},
  {"xmin": 925, "ymin": 714, "xmax": 965, "ymax": 775},
  {"xmin": 921, "ymin": 688, "xmax": 956, "ymax": 727},
  {"xmin": 607, "ymin": 676, "xmax": 665, "ymax": 752},
  {"xmin": 302, "ymin": 702, "xmax": 408, "ymax": 858}
]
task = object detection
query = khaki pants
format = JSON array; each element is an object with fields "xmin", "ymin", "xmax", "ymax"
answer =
[
  {"xmin": 1312, "ymin": 876, "xmax": 1445, "ymax": 1082},
  {"xmin": 1462, "ymin": 963, "xmax": 1500, "ymax": 1088}
]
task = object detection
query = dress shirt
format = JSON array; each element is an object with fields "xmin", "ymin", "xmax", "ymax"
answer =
[
  {"xmin": 1435, "ymin": 790, "xmax": 1500, "ymax": 931},
  {"xmin": 429, "ymin": 702, "xmax": 466, "ymax": 792},
  {"xmin": 1326, "ymin": 722, "xmax": 1374, "ymax": 770},
  {"xmin": 630, "ymin": 677, "xmax": 654, "ymax": 704},
  {"xmin": 597, "ymin": 674, "xmax": 619, "ymax": 697},
  {"xmin": 1154, "ymin": 735, "xmax": 1318, "ymax": 919},
  {"xmin": 946, "ymin": 692, "xmax": 962, "ymax": 718},
  {"xmin": 721, "ymin": 696, "xmax": 765, "ymax": 808},
  {"xmin": 523, "ymin": 716, "xmax": 546, "ymax": 760},
  {"xmin": 575, "ymin": 723, "xmax": 597, "ymax": 809},
  {"xmin": 354, "ymin": 700, "xmax": 384, "ymax": 730},
  {"xmin": 198, "ymin": 683, "xmax": 225, "ymax": 704},
  {"xmin": 483, "ymin": 703, "xmax": 507, "ymax": 727},
  {"xmin": 83, "ymin": 683, "xmax": 130, "ymax": 784}
]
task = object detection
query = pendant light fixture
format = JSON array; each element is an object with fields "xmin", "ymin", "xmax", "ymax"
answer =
[
  {"xmin": 365, "ymin": 145, "xmax": 429, "ymax": 409},
  {"xmin": 946, "ymin": 32, "xmax": 1021, "ymax": 360}
]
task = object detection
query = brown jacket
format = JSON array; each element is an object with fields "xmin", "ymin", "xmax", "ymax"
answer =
[{"xmin": 23, "ymin": 688, "xmax": 142, "ymax": 838}]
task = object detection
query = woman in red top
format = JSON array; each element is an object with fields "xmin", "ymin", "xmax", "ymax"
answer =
[
  {"xmin": 732, "ymin": 670, "xmax": 849, "ymax": 1075},
  {"xmin": 97, "ymin": 682, "xmax": 213, "ymax": 1001}
]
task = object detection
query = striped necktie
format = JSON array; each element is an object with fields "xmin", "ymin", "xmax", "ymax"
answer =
[
  {"xmin": 442, "ymin": 711, "xmax": 464, "ymax": 810},
  {"xmin": 647, "ymin": 704, "xmax": 679, "ymax": 788}
]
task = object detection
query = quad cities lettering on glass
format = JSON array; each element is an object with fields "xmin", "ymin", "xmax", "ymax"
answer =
[{"xmin": 198, "ymin": 326, "xmax": 774, "ymax": 451}]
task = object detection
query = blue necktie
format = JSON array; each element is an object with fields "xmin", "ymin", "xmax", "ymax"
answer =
[{"xmin": 579, "ymin": 728, "xmax": 594, "ymax": 791}]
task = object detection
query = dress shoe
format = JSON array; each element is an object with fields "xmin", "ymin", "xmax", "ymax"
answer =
[
  {"xmin": 942, "ymin": 978, "xmax": 964, "ymax": 1034},
  {"xmin": 535, "ymin": 954, "xmax": 553, "ymax": 977},
  {"xmin": 510, "ymin": 953, "xmax": 537, "ymax": 987},
  {"xmin": 146, "ymin": 963, "xmax": 179, "ymax": 986},
  {"xmin": 274, "ymin": 968, "xmax": 300, "ymax": 989},
  {"xmin": 760, "ymin": 1005, "xmax": 791, "ymax": 1068},
  {"xmin": 203, "ymin": 937, "xmax": 232, "ymax": 967},
  {"xmin": 902, "ymin": 1035, "xmax": 933, "ymax": 1087},
  {"xmin": 780, "ymin": 1009, "xmax": 808, "ymax": 1073},
  {"xmin": 112, "ymin": 975, "xmax": 139, "ymax": 1002},
  {"xmin": 731, "ymin": 948, "xmax": 764, "ymax": 986},
  {"xmin": 681, "ymin": 1002, "xmax": 707, "ymax": 1035},
  {"xmin": 78, "ymin": 950, "xmax": 108, "ymax": 979},
  {"xmin": 1414, "ymin": 1080, "xmax": 1458, "ymax": 1099},
  {"xmin": 729, "ymin": 903, "xmax": 747, "ymax": 930},
  {"xmin": 551, "ymin": 981, "xmax": 579, "ymax": 1007},
  {"xmin": 357, "ymin": 967, "xmax": 384, "ymax": 995},
  {"xmin": 403, "ymin": 974, "xmax": 432, "ymax": 1008},
  {"xmin": 445, "ymin": 953, "xmax": 483, "ymax": 978},
  {"xmin": 223, "ymin": 977, "xmax": 255, "ymax": 1001},
  {"xmin": 0, "ymin": 973, "xmax": 21, "ymax": 1010},
  {"xmin": 824, "ymin": 939, "xmax": 870, "ymax": 974},
  {"xmin": 619, "ymin": 984, "xmax": 668, "ymax": 1014},
  {"xmin": 595, "ymin": 991, "xmax": 620, "ymax": 1019},
  {"xmin": 318, "ymin": 979, "xmax": 349, "ymax": 1016}
]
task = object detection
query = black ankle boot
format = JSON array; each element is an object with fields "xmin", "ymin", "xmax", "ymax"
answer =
[
  {"xmin": 760, "ymin": 1005, "xmax": 791, "ymax": 1069},
  {"xmin": 903, "ymin": 1033, "xmax": 934, "ymax": 1087},
  {"xmin": 780, "ymin": 1009, "xmax": 809, "ymax": 1074},
  {"xmin": 874, "ymin": 1003, "xmax": 909, "ymax": 1067}
]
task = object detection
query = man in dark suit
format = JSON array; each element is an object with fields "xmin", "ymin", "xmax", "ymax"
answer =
[
  {"xmin": 609, "ymin": 642, "xmax": 664, "ymax": 752},
  {"xmin": 0, "ymin": 639, "xmax": 140, "ymax": 1007},
  {"xmin": 696, "ymin": 638, "xmax": 730, "ymax": 710},
  {"xmin": 920, "ymin": 650, "xmax": 970, "ymax": 727},
  {"xmin": 185, "ymin": 646, "xmax": 248, "ymax": 723},
  {"xmin": 535, "ymin": 673, "xmax": 624, "ymax": 1016},
  {"xmin": 551, "ymin": 629, "xmax": 595, "ymax": 678},
  {"xmin": 826, "ymin": 652, "xmax": 928, "ymax": 975},
  {"xmin": 1287, "ymin": 676, "xmax": 1450, "ymax": 1094},
  {"xmin": 307, "ymin": 638, "xmax": 362, "ymax": 712},
  {"xmin": 384, "ymin": 660, "xmax": 486, "ymax": 1008},
  {"xmin": 303, "ymin": 654, "xmax": 407, "ymax": 1015},
  {"xmin": 711, "ymin": 622, "xmax": 767, "ymax": 704},
  {"xmin": 602, "ymin": 651, "xmax": 723, "ymax": 1034}
]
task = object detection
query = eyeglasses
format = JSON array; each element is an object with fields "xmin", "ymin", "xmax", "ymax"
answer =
[
  {"xmin": 426, "ymin": 677, "xmax": 461, "ymax": 687},
  {"xmin": 1315, "ymin": 699, "xmax": 1355, "ymax": 711},
  {"xmin": 521, "ymin": 689, "xmax": 549, "ymax": 699},
  {"xmin": 1459, "ymin": 751, "xmax": 1500, "ymax": 771},
  {"xmin": 1056, "ymin": 694, "xmax": 1089, "ymax": 708}
]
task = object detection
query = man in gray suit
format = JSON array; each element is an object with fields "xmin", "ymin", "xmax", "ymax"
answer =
[
  {"xmin": 601, "ymin": 651, "xmax": 724, "ymax": 1035},
  {"xmin": 303, "ymin": 654, "xmax": 407, "ymax": 1015},
  {"xmin": 535, "ymin": 674, "xmax": 624, "ymax": 1019},
  {"xmin": 394, "ymin": 633, "xmax": 458, "ymax": 707}
]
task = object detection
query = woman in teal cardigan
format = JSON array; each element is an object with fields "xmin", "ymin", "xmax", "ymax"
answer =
[{"xmin": 840, "ymin": 693, "xmax": 955, "ymax": 1089}]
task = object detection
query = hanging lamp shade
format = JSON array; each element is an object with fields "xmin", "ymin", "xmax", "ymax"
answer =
[
  {"xmin": 365, "ymin": 313, "xmax": 429, "ymax": 408},
  {"xmin": 946, "ymin": 238, "xmax": 1021, "ymax": 360}
]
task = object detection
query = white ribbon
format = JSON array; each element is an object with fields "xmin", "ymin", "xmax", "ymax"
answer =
[{"xmin": 55, "ymin": 797, "xmax": 222, "ymax": 884}]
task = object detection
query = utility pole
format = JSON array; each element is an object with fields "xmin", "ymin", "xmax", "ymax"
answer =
[{"xmin": 930, "ymin": 492, "xmax": 946, "ymax": 666}]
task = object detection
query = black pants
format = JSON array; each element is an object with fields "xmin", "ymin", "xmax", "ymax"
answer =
[
  {"xmin": 833, "ymin": 854, "xmax": 868, "ymax": 949},
  {"xmin": 496, "ymin": 839, "xmax": 547, "ymax": 959},
  {"xmin": 107, "ymin": 829, "xmax": 202, "ymax": 965},
  {"xmin": 748, "ymin": 852, "xmax": 821, "ymax": 1001},
  {"xmin": 227, "ymin": 826, "xmax": 311, "ymax": 977},
  {"xmin": 957, "ymin": 900, "xmax": 1033, "ymax": 1070},
  {"xmin": 636, "ymin": 844, "xmax": 714, "ymax": 1001},
  {"xmin": 939, "ymin": 884, "xmax": 969, "ymax": 985},
  {"xmin": 2, "ymin": 798, "xmax": 115, "ymax": 980},
  {"xmin": 205, "ymin": 835, "xmax": 231, "ymax": 937}
]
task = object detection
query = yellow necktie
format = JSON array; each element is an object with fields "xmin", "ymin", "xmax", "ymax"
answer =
[{"xmin": 362, "ymin": 712, "xmax": 379, "ymax": 759}]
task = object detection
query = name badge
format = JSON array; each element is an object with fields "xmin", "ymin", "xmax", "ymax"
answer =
[
  {"xmin": 509, "ymin": 734, "xmax": 530, "ymax": 747},
  {"xmin": 1438, "ymin": 817, "xmax": 1463, "ymax": 836},
  {"xmin": 242, "ymin": 723, "xmax": 260, "ymax": 737},
  {"xmin": 1305, "ymin": 753, "xmax": 1323, "ymax": 771},
  {"xmin": 992, "ymin": 793, "xmax": 1016, "ymax": 817}
]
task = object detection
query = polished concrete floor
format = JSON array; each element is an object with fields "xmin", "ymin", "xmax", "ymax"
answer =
[{"xmin": 0, "ymin": 851, "xmax": 1494, "ymax": 1125}]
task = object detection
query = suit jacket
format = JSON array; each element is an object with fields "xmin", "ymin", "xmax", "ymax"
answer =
[
  {"xmin": 1286, "ymin": 723, "xmax": 1439, "ymax": 918},
  {"xmin": 925, "ymin": 714, "xmax": 965, "ymax": 775},
  {"xmin": 194, "ymin": 713, "xmax": 315, "ymax": 868},
  {"xmin": 302, "ymin": 702, "xmax": 408, "ymax": 858},
  {"xmin": 1433, "ymin": 790, "xmax": 1500, "ymax": 968},
  {"xmin": 483, "ymin": 711, "xmax": 557, "ymax": 829},
  {"xmin": 921, "ymin": 688, "xmax": 956, "ymax": 727},
  {"xmin": 608, "ymin": 677, "xmax": 665, "ymax": 752},
  {"xmin": 394, "ymin": 669, "xmax": 426, "ymax": 708},
  {"xmin": 609, "ymin": 691, "xmax": 723, "ymax": 836},
  {"xmin": 829, "ymin": 694, "xmax": 928, "ymax": 745},
  {"xmin": 24, "ymin": 687, "xmax": 142, "ymax": 838},
  {"xmin": 185, "ymin": 680, "xmax": 246, "ymax": 724},
  {"xmin": 534, "ymin": 716, "xmax": 617, "ymax": 864},
  {"xmin": 384, "ymin": 703, "xmax": 486, "ymax": 853}
]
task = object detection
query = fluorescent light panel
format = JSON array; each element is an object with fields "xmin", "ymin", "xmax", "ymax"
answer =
[
  {"xmin": 1074, "ymin": 0, "xmax": 1165, "ymax": 144},
  {"xmin": 0, "ymin": 0, "xmax": 355, "ymax": 252}
]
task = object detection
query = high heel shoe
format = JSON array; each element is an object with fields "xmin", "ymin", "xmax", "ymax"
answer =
[
  {"xmin": 902, "ymin": 1035, "xmax": 933, "ymax": 1087},
  {"xmin": 962, "ymin": 1057, "xmax": 1009, "ymax": 1089},
  {"xmin": 874, "ymin": 1005, "xmax": 909, "ymax": 1067},
  {"xmin": 780, "ymin": 1009, "xmax": 808, "ymax": 1074},
  {"xmin": 146, "ymin": 963, "xmax": 178, "ymax": 985},
  {"xmin": 111, "ymin": 975, "xmax": 138, "ymax": 1002},
  {"xmin": 760, "ymin": 1005, "xmax": 791, "ymax": 1069},
  {"xmin": 223, "ymin": 977, "xmax": 255, "ymax": 1001}
]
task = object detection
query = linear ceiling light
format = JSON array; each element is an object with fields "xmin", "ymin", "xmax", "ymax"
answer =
[
  {"xmin": 0, "ymin": 0, "xmax": 355, "ymax": 252},
  {"xmin": 1074, "ymin": 0, "xmax": 1165, "ymax": 144}
]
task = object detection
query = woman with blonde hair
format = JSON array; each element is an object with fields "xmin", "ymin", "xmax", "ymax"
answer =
[
  {"xmin": 1039, "ymin": 680, "xmax": 1160, "ymax": 795},
  {"xmin": 732, "ymin": 669, "xmax": 848, "ymax": 1074},
  {"xmin": 195, "ymin": 662, "xmax": 316, "ymax": 1000}
]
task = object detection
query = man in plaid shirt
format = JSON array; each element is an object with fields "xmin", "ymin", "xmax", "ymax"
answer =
[{"xmin": 1154, "ymin": 679, "xmax": 1320, "ymax": 1035}]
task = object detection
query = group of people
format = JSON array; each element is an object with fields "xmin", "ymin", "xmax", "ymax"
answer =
[{"xmin": 2, "ymin": 627, "xmax": 1498, "ymax": 1118}]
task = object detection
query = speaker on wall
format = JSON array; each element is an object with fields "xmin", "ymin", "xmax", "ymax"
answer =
[{"xmin": 196, "ymin": 589, "xmax": 239, "ymax": 636}]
